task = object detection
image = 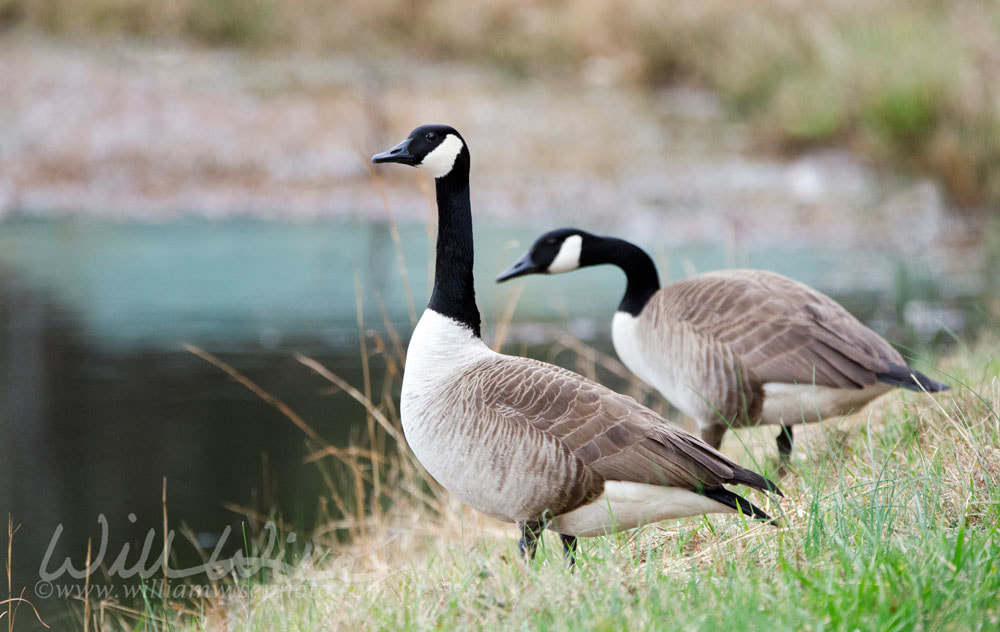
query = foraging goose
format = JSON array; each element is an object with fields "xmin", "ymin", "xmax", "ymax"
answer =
[
  {"xmin": 372, "ymin": 126, "xmax": 781, "ymax": 562},
  {"xmin": 497, "ymin": 228, "xmax": 949, "ymax": 460}
]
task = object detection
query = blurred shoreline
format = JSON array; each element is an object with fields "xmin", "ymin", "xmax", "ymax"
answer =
[
  {"xmin": 3, "ymin": 0, "xmax": 996, "ymax": 210},
  {"xmin": 1, "ymin": 36, "xmax": 986, "ymax": 258}
]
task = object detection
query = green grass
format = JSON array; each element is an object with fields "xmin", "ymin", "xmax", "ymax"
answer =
[{"xmin": 75, "ymin": 339, "xmax": 998, "ymax": 631}]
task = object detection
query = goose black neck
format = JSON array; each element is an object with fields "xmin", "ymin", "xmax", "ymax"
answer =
[
  {"xmin": 584, "ymin": 237, "xmax": 660, "ymax": 316},
  {"xmin": 428, "ymin": 166, "xmax": 482, "ymax": 337}
]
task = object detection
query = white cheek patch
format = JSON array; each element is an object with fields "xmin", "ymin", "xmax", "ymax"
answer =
[
  {"xmin": 547, "ymin": 234, "xmax": 583, "ymax": 273},
  {"xmin": 418, "ymin": 134, "xmax": 464, "ymax": 178}
]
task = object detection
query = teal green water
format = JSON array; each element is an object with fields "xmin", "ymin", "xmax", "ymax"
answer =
[{"xmin": 0, "ymin": 217, "xmax": 965, "ymax": 350}]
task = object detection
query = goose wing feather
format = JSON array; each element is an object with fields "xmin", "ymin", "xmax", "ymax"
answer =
[
  {"xmin": 648, "ymin": 269, "xmax": 904, "ymax": 389},
  {"xmin": 472, "ymin": 354, "xmax": 777, "ymax": 513}
]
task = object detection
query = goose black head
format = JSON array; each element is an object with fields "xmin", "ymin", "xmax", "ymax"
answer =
[
  {"xmin": 496, "ymin": 228, "xmax": 593, "ymax": 282},
  {"xmin": 371, "ymin": 124, "xmax": 468, "ymax": 179}
]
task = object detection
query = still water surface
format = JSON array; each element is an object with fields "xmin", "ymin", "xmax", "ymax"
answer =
[{"xmin": 0, "ymin": 216, "xmax": 991, "ymax": 626}]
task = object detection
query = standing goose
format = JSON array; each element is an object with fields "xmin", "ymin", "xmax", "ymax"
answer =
[
  {"xmin": 497, "ymin": 228, "xmax": 949, "ymax": 460},
  {"xmin": 372, "ymin": 126, "xmax": 781, "ymax": 562}
]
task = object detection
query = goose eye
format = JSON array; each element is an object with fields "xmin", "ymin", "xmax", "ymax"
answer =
[
  {"xmin": 425, "ymin": 131, "xmax": 437, "ymax": 142},
  {"xmin": 546, "ymin": 238, "xmax": 558, "ymax": 246}
]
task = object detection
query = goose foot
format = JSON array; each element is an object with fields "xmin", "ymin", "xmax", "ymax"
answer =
[
  {"xmin": 776, "ymin": 424, "xmax": 794, "ymax": 462},
  {"xmin": 560, "ymin": 534, "xmax": 578, "ymax": 569},
  {"xmin": 518, "ymin": 520, "xmax": 545, "ymax": 561},
  {"xmin": 775, "ymin": 424, "xmax": 795, "ymax": 476}
]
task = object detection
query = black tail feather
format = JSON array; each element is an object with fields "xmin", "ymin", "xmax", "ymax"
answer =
[
  {"xmin": 703, "ymin": 487, "xmax": 780, "ymax": 526},
  {"xmin": 877, "ymin": 363, "xmax": 950, "ymax": 392},
  {"xmin": 730, "ymin": 466, "xmax": 784, "ymax": 497}
]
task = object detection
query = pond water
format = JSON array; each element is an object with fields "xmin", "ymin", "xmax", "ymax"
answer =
[{"xmin": 0, "ymin": 215, "xmax": 993, "ymax": 627}]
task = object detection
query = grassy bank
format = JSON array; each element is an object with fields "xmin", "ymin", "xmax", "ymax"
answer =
[
  {"xmin": 63, "ymin": 335, "xmax": 996, "ymax": 631},
  {"xmin": 4, "ymin": 0, "xmax": 999, "ymax": 208}
]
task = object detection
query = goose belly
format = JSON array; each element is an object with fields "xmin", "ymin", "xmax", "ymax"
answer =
[
  {"xmin": 553, "ymin": 481, "xmax": 732, "ymax": 537},
  {"xmin": 400, "ymin": 395, "xmax": 579, "ymax": 523},
  {"xmin": 760, "ymin": 382, "xmax": 893, "ymax": 425}
]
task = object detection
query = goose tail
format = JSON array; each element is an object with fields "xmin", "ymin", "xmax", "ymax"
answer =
[
  {"xmin": 702, "ymin": 487, "xmax": 781, "ymax": 527},
  {"xmin": 729, "ymin": 465, "xmax": 784, "ymax": 498},
  {"xmin": 877, "ymin": 363, "xmax": 950, "ymax": 392}
]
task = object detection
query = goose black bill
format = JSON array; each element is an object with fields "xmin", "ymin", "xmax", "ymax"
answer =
[
  {"xmin": 371, "ymin": 138, "xmax": 417, "ymax": 165},
  {"xmin": 496, "ymin": 254, "xmax": 542, "ymax": 282}
]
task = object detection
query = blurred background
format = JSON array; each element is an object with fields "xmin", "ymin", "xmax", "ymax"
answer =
[{"xmin": 1, "ymin": 0, "xmax": 998, "ymax": 626}]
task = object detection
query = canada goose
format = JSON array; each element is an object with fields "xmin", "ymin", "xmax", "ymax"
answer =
[
  {"xmin": 372, "ymin": 126, "xmax": 781, "ymax": 562},
  {"xmin": 497, "ymin": 228, "xmax": 949, "ymax": 460}
]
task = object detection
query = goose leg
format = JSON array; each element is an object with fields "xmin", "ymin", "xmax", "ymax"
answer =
[
  {"xmin": 776, "ymin": 424, "xmax": 794, "ymax": 462},
  {"xmin": 560, "ymin": 534, "xmax": 578, "ymax": 568},
  {"xmin": 700, "ymin": 424, "xmax": 727, "ymax": 450},
  {"xmin": 518, "ymin": 520, "xmax": 546, "ymax": 561}
]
